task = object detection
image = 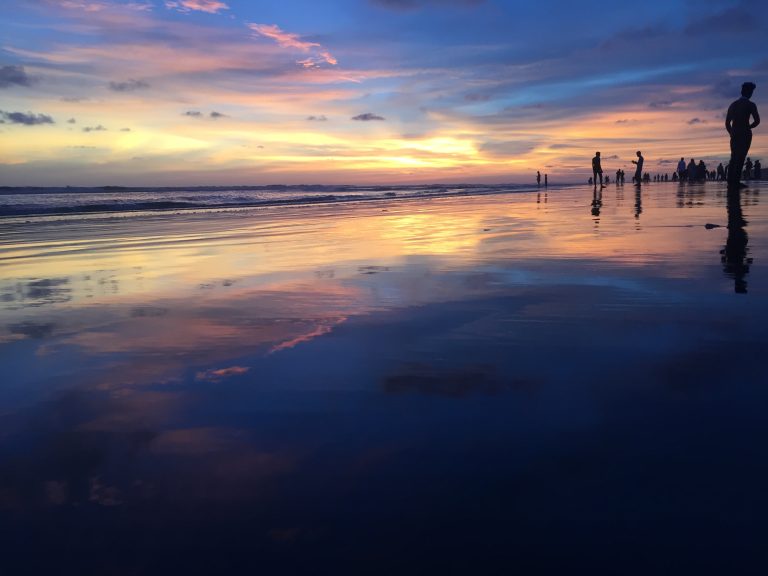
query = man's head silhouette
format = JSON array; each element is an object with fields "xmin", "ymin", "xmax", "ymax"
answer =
[{"xmin": 742, "ymin": 82, "xmax": 756, "ymax": 98}]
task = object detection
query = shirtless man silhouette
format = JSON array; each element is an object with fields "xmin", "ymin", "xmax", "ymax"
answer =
[{"xmin": 726, "ymin": 82, "xmax": 760, "ymax": 188}]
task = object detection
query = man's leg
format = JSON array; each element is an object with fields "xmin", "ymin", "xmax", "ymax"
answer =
[{"xmin": 729, "ymin": 132, "xmax": 752, "ymax": 185}]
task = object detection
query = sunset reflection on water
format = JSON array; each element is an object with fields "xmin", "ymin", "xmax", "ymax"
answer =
[{"xmin": 1, "ymin": 183, "xmax": 768, "ymax": 574}]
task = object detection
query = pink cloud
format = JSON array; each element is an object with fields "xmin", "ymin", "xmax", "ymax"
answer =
[
  {"xmin": 165, "ymin": 0, "xmax": 229, "ymax": 13},
  {"xmin": 249, "ymin": 23, "xmax": 338, "ymax": 67},
  {"xmin": 48, "ymin": 0, "xmax": 152, "ymax": 11},
  {"xmin": 248, "ymin": 23, "xmax": 320, "ymax": 51}
]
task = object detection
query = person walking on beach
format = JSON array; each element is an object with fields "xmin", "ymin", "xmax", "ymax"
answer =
[
  {"xmin": 537, "ymin": 171, "xmax": 541, "ymax": 186},
  {"xmin": 755, "ymin": 159, "xmax": 762, "ymax": 179},
  {"xmin": 544, "ymin": 174, "xmax": 548, "ymax": 187},
  {"xmin": 592, "ymin": 152, "xmax": 604, "ymax": 188},
  {"xmin": 632, "ymin": 151, "xmax": 644, "ymax": 185},
  {"xmin": 726, "ymin": 82, "xmax": 760, "ymax": 188},
  {"xmin": 717, "ymin": 162, "xmax": 726, "ymax": 181},
  {"xmin": 745, "ymin": 158, "xmax": 753, "ymax": 179},
  {"xmin": 677, "ymin": 157, "xmax": 687, "ymax": 181}
]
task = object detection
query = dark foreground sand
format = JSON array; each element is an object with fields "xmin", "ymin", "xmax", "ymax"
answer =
[{"xmin": 1, "ymin": 181, "xmax": 768, "ymax": 575}]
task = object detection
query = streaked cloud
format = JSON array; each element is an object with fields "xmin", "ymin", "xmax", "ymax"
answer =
[
  {"xmin": 371, "ymin": 0, "xmax": 484, "ymax": 9},
  {"xmin": 248, "ymin": 23, "xmax": 337, "ymax": 67},
  {"xmin": 195, "ymin": 365, "xmax": 250, "ymax": 382},
  {"xmin": 307, "ymin": 115, "xmax": 328, "ymax": 121},
  {"xmin": 165, "ymin": 0, "xmax": 229, "ymax": 14},
  {"xmin": 83, "ymin": 124, "xmax": 107, "ymax": 132}
]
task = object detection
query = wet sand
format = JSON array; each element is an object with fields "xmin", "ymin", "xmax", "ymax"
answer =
[{"xmin": 2, "ymin": 181, "xmax": 768, "ymax": 574}]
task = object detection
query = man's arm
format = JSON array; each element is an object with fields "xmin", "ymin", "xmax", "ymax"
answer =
[
  {"xmin": 750, "ymin": 103, "xmax": 760, "ymax": 129},
  {"xmin": 725, "ymin": 104, "xmax": 734, "ymax": 135}
]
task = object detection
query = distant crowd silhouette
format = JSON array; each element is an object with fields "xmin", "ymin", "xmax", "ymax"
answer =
[{"xmin": 541, "ymin": 82, "xmax": 761, "ymax": 191}]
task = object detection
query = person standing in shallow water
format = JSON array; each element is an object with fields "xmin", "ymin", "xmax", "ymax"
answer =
[
  {"xmin": 726, "ymin": 82, "xmax": 760, "ymax": 188},
  {"xmin": 537, "ymin": 171, "xmax": 541, "ymax": 186},
  {"xmin": 592, "ymin": 152, "xmax": 604, "ymax": 188},
  {"xmin": 631, "ymin": 151, "xmax": 644, "ymax": 185}
]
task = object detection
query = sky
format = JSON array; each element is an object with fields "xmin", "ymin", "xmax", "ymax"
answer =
[{"xmin": 0, "ymin": 0, "xmax": 766, "ymax": 186}]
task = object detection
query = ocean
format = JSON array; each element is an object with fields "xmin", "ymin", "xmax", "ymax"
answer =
[{"xmin": 0, "ymin": 183, "xmax": 555, "ymax": 219}]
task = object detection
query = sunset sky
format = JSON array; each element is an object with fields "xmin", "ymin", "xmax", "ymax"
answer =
[{"xmin": 1, "ymin": 0, "xmax": 766, "ymax": 186}]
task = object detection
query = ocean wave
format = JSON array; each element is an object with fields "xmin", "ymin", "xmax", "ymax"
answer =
[{"xmin": 0, "ymin": 184, "xmax": 552, "ymax": 219}]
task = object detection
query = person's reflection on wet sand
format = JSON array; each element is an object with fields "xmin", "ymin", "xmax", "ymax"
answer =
[
  {"xmin": 721, "ymin": 189, "xmax": 752, "ymax": 293},
  {"xmin": 591, "ymin": 188, "xmax": 602, "ymax": 230},
  {"xmin": 634, "ymin": 186, "xmax": 642, "ymax": 220}
]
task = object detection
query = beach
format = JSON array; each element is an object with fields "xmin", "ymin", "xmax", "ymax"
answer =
[{"xmin": 2, "ymin": 181, "xmax": 768, "ymax": 574}]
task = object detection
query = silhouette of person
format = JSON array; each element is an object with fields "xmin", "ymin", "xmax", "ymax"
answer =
[
  {"xmin": 687, "ymin": 158, "xmax": 697, "ymax": 181},
  {"xmin": 745, "ymin": 157, "xmax": 753, "ymax": 179},
  {"xmin": 677, "ymin": 157, "xmax": 686, "ymax": 181},
  {"xmin": 726, "ymin": 82, "xmax": 760, "ymax": 188},
  {"xmin": 544, "ymin": 174, "xmax": 548, "ymax": 187},
  {"xmin": 721, "ymin": 189, "xmax": 751, "ymax": 293},
  {"xmin": 672, "ymin": 171, "xmax": 678, "ymax": 181},
  {"xmin": 588, "ymin": 177, "xmax": 593, "ymax": 185},
  {"xmin": 631, "ymin": 151, "xmax": 644, "ymax": 185},
  {"xmin": 592, "ymin": 152, "xmax": 604, "ymax": 188},
  {"xmin": 717, "ymin": 162, "xmax": 726, "ymax": 181},
  {"xmin": 755, "ymin": 159, "xmax": 762, "ymax": 179},
  {"xmin": 537, "ymin": 171, "xmax": 541, "ymax": 186},
  {"xmin": 697, "ymin": 160, "xmax": 707, "ymax": 181}
]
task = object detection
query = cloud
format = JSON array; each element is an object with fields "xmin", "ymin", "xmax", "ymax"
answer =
[
  {"xmin": 372, "ymin": 0, "xmax": 485, "ymax": 10},
  {"xmin": 248, "ymin": 23, "xmax": 320, "ymax": 51},
  {"xmin": 109, "ymin": 79, "xmax": 150, "ymax": 92},
  {"xmin": 479, "ymin": 140, "xmax": 536, "ymax": 157},
  {"xmin": 0, "ymin": 110, "xmax": 54, "ymax": 125},
  {"xmin": 165, "ymin": 0, "xmax": 229, "ymax": 13},
  {"xmin": 0, "ymin": 65, "xmax": 37, "ymax": 88},
  {"xmin": 120, "ymin": 127, "xmax": 131, "ymax": 131},
  {"xmin": 248, "ymin": 23, "xmax": 337, "ymax": 67},
  {"xmin": 195, "ymin": 365, "xmax": 250, "ymax": 382},
  {"xmin": 307, "ymin": 115, "xmax": 328, "ymax": 121},
  {"xmin": 687, "ymin": 117, "xmax": 705, "ymax": 125},
  {"xmin": 649, "ymin": 100, "xmax": 675, "ymax": 109},
  {"xmin": 83, "ymin": 124, "xmax": 107, "ymax": 132},
  {"xmin": 352, "ymin": 112, "xmax": 386, "ymax": 121},
  {"xmin": 183, "ymin": 110, "xmax": 226, "ymax": 119},
  {"xmin": 67, "ymin": 118, "xmax": 77, "ymax": 123}
]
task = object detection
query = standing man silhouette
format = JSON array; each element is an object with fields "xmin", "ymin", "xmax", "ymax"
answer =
[
  {"xmin": 592, "ymin": 152, "xmax": 604, "ymax": 188},
  {"xmin": 537, "ymin": 171, "xmax": 541, "ymax": 186},
  {"xmin": 632, "ymin": 151, "xmax": 644, "ymax": 185},
  {"xmin": 726, "ymin": 82, "xmax": 760, "ymax": 188}
]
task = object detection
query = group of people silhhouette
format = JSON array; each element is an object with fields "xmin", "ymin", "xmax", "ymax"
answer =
[
  {"xmin": 591, "ymin": 150, "xmax": 644, "ymax": 188},
  {"xmin": 585, "ymin": 83, "xmax": 761, "ymax": 190}
]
